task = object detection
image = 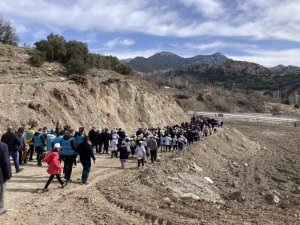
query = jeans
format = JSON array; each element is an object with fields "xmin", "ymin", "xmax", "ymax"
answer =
[
  {"xmin": 0, "ymin": 183, "xmax": 5, "ymax": 211},
  {"xmin": 150, "ymin": 149, "xmax": 157, "ymax": 163},
  {"xmin": 9, "ymin": 151, "xmax": 20, "ymax": 172},
  {"xmin": 64, "ymin": 155, "xmax": 77, "ymax": 181},
  {"xmin": 103, "ymin": 142, "xmax": 109, "ymax": 154},
  {"xmin": 35, "ymin": 146, "xmax": 44, "ymax": 166},
  {"xmin": 28, "ymin": 144, "xmax": 35, "ymax": 160},
  {"xmin": 81, "ymin": 160, "xmax": 91, "ymax": 183}
]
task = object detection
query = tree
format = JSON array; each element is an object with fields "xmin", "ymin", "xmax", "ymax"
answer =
[
  {"xmin": 66, "ymin": 58, "xmax": 86, "ymax": 75},
  {"xmin": 34, "ymin": 33, "xmax": 67, "ymax": 62},
  {"xmin": 0, "ymin": 18, "xmax": 19, "ymax": 46},
  {"xmin": 65, "ymin": 41, "xmax": 88, "ymax": 63}
]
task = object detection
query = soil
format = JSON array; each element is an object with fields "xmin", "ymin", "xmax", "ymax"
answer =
[{"xmin": 2, "ymin": 121, "xmax": 299, "ymax": 225}]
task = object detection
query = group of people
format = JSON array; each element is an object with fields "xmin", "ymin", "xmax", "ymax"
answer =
[{"xmin": 0, "ymin": 116, "xmax": 222, "ymax": 215}]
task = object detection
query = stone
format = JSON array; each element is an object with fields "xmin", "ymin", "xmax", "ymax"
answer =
[
  {"xmin": 163, "ymin": 197, "xmax": 172, "ymax": 204},
  {"xmin": 204, "ymin": 177, "xmax": 214, "ymax": 184}
]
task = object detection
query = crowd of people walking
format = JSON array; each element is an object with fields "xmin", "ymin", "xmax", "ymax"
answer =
[{"xmin": 0, "ymin": 116, "xmax": 222, "ymax": 215}]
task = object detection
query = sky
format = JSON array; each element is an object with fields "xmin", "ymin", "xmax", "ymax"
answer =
[{"xmin": 1, "ymin": 0, "xmax": 300, "ymax": 67}]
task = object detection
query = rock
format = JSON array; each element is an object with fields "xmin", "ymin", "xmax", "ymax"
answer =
[
  {"xmin": 182, "ymin": 193, "xmax": 200, "ymax": 200},
  {"xmin": 204, "ymin": 177, "xmax": 214, "ymax": 184},
  {"xmin": 228, "ymin": 191, "xmax": 246, "ymax": 203},
  {"xmin": 172, "ymin": 157, "xmax": 182, "ymax": 161},
  {"xmin": 193, "ymin": 162, "xmax": 203, "ymax": 172},
  {"xmin": 265, "ymin": 193, "xmax": 280, "ymax": 204},
  {"xmin": 167, "ymin": 176, "xmax": 182, "ymax": 183},
  {"xmin": 163, "ymin": 197, "xmax": 172, "ymax": 204},
  {"xmin": 244, "ymin": 163, "xmax": 249, "ymax": 167}
]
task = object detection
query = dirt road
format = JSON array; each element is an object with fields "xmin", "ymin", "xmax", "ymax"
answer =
[{"xmin": 3, "ymin": 154, "xmax": 150, "ymax": 225}]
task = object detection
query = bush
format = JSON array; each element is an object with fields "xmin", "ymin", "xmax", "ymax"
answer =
[
  {"xmin": 35, "ymin": 33, "xmax": 67, "ymax": 62},
  {"xmin": 66, "ymin": 58, "xmax": 86, "ymax": 75},
  {"xmin": 295, "ymin": 104, "xmax": 299, "ymax": 109},
  {"xmin": 29, "ymin": 51, "xmax": 45, "ymax": 67}
]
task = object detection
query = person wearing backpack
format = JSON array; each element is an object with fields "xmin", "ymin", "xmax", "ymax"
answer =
[
  {"xmin": 33, "ymin": 128, "xmax": 46, "ymax": 166},
  {"xmin": 42, "ymin": 143, "xmax": 65, "ymax": 192},
  {"xmin": 25, "ymin": 125, "xmax": 36, "ymax": 161}
]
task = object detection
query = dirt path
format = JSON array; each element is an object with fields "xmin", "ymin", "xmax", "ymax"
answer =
[{"xmin": 2, "ymin": 154, "xmax": 148, "ymax": 225}]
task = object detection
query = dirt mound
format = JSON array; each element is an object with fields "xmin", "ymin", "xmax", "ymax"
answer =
[
  {"xmin": 0, "ymin": 44, "xmax": 188, "ymax": 131},
  {"xmin": 100, "ymin": 126, "xmax": 299, "ymax": 224}
]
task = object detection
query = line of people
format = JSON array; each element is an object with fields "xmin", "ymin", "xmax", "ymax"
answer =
[{"xmin": 0, "ymin": 116, "xmax": 222, "ymax": 214}]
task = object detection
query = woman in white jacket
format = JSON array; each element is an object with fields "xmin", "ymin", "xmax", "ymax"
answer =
[
  {"xmin": 111, "ymin": 137, "xmax": 118, "ymax": 158},
  {"xmin": 135, "ymin": 141, "xmax": 146, "ymax": 168}
]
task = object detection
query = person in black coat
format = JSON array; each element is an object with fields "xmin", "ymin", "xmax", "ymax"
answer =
[
  {"xmin": 77, "ymin": 136, "xmax": 96, "ymax": 185},
  {"xmin": 1, "ymin": 126, "xmax": 22, "ymax": 173},
  {"xmin": 0, "ymin": 141, "xmax": 12, "ymax": 215},
  {"xmin": 118, "ymin": 141, "xmax": 128, "ymax": 169}
]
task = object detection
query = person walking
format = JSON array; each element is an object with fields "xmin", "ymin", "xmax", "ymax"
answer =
[
  {"xmin": 135, "ymin": 141, "xmax": 146, "ymax": 168},
  {"xmin": 77, "ymin": 136, "xmax": 95, "ymax": 185},
  {"xmin": 1, "ymin": 126, "xmax": 23, "ymax": 173},
  {"xmin": 0, "ymin": 141, "xmax": 12, "ymax": 215},
  {"xmin": 25, "ymin": 125, "xmax": 36, "ymax": 161},
  {"xmin": 111, "ymin": 136, "xmax": 118, "ymax": 158},
  {"xmin": 60, "ymin": 129, "xmax": 77, "ymax": 184},
  {"xmin": 147, "ymin": 135, "xmax": 158, "ymax": 163},
  {"xmin": 33, "ymin": 128, "xmax": 46, "ymax": 166},
  {"xmin": 17, "ymin": 127, "xmax": 27, "ymax": 165},
  {"xmin": 118, "ymin": 141, "xmax": 128, "ymax": 169},
  {"xmin": 42, "ymin": 143, "xmax": 65, "ymax": 192}
]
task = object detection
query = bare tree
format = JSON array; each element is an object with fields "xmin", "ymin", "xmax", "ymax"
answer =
[{"xmin": 0, "ymin": 18, "xmax": 19, "ymax": 46}]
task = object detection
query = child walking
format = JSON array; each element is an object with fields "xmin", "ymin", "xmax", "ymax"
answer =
[
  {"xmin": 135, "ymin": 141, "xmax": 146, "ymax": 168},
  {"xmin": 43, "ymin": 143, "xmax": 65, "ymax": 192}
]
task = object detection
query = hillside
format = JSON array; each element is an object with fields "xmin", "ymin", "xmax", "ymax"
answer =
[{"xmin": 0, "ymin": 44, "xmax": 189, "ymax": 131}]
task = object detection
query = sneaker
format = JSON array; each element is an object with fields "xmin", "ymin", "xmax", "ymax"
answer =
[
  {"xmin": 61, "ymin": 183, "xmax": 67, "ymax": 189},
  {"xmin": 16, "ymin": 168, "xmax": 24, "ymax": 173},
  {"xmin": 43, "ymin": 189, "xmax": 49, "ymax": 193},
  {"xmin": 82, "ymin": 182, "xmax": 89, "ymax": 185}
]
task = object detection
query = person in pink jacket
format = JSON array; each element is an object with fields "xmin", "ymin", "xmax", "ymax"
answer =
[{"xmin": 43, "ymin": 143, "xmax": 65, "ymax": 192}]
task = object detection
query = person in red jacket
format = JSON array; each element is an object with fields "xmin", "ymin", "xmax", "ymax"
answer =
[{"xmin": 43, "ymin": 143, "xmax": 65, "ymax": 192}]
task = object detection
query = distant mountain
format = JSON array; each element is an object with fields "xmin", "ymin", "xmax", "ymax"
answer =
[
  {"xmin": 126, "ymin": 52, "xmax": 230, "ymax": 73},
  {"xmin": 270, "ymin": 65, "xmax": 300, "ymax": 74}
]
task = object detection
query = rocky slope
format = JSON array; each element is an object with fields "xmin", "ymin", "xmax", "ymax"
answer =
[{"xmin": 0, "ymin": 44, "xmax": 188, "ymax": 131}]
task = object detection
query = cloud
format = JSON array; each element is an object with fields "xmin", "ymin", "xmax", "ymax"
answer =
[
  {"xmin": 1, "ymin": 0, "xmax": 300, "ymax": 42},
  {"xmin": 104, "ymin": 38, "xmax": 135, "ymax": 49},
  {"xmin": 176, "ymin": 0, "xmax": 224, "ymax": 17},
  {"xmin": 229, "ymin": 48, "xmax": 300, "ymax": 67}
]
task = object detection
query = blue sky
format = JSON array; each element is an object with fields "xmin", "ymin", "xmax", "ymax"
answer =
[{"xmin": 1, "ymin": 0, "xmax": 300, "ymax": 66}]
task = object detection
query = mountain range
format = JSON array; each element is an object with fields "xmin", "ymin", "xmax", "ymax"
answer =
[
  {"xmin": 124, "ymin": 51, "xmax": 300, "ymax": 75},
  {"xmin": 123, "ymin": 51, "xmax": 300, "ymax": 93}
]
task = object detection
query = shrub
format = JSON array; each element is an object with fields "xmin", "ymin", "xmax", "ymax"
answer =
[
  {"xmin": 29, "ymin": 51, "xmax": 45, "ymax": 67},
  {"xmin": 66, "ymin": 58, "xmax": 86, "ymax": 75}
]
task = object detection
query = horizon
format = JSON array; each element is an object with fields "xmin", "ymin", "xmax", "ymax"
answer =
[{"xmin": 1, "ymin": 0, "xmax": 300, "ymax": 67}]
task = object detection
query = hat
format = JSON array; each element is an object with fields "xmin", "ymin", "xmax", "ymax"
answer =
[{"xmin": 54, "ymin": 143, "xmax": 61, "ymax": 149}]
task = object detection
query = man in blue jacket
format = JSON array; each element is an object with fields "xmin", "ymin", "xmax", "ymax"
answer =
[
  {"xmin": 60, "ymin": 129, "xmax": 77, "ymax": 184},
  {"xmin": 0, "ymin": 141, "xmax": 12, "ymax": 215}
]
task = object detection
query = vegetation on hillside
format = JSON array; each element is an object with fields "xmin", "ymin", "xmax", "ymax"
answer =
[
  {"xmin": 0, "ymin": 18, "xmax": 19, "ymax": 46},
  {"xmin": 30, "ymin": 33, "xmax": 132, "ymax": 76}
]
